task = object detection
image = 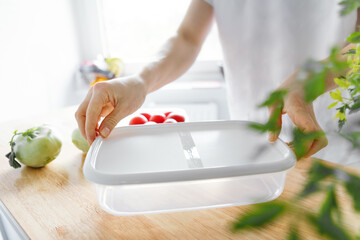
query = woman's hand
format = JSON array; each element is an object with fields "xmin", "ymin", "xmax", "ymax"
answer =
[
  {"xmin": 75, "ymin": 75, "xmax": 147, "ymax": 144},
  {"xmin": 268, "ymin": 73, "xmax": 328, "ymax": 158}
]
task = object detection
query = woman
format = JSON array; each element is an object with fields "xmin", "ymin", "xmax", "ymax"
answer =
[{"xmin": 76, "ymin": 0, "xmax": 358, "ymax": 159}]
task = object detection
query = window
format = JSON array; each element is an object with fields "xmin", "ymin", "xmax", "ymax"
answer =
[{"xmin": 100, "ymin": 0, "xmax": 222, "ymax": 65}]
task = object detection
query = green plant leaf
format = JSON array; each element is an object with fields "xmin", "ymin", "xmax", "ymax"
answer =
[
  {"xmin": 339, "ymin": 0, "xmax": 360, "ymax": 16},
  {"xmin": 247, "ymin": 122, "xmax": 268, "ymax": 133},
  {"xmin": 347, "ymin": 31, "xmax": 360, "ymax": 43},
  {"xmin": 308, "ymin": 214, "xmax": 351, "ymax": 240},
  {"xmin": 335, "ymin": 111, "xmax": 347, "ymax": 121},
  {"xmin": 328, "ymin": 101, "xmax": 338, "ymax": 109},
  {"xmin": 348, "ymin": 72, "xmax": 360, "ymax": 86},
  {"xmin": 258, "ymin": 89, "xmax": 288, "ymax": 107},
  {"xmin": 338, "ymin": 119, "xmax": 346, "ymax": 131},
  {"xmin": 299, "ymin": 180, "xmax": 321, "ymax": 198},
  {"xmin": 308, "ymin": 186, "xmax": 350, "ymax": 240},
  {"xmin": 350, "ymin": 96, "xmax": 360, "ymax": 114},
  {"xmin": 336, "ymin": 105, "xmax": 349, "ymax": 131},
  {"xmin": 249, "ymin": 89, "xmax": 286, "ymax": 134},
  {"xmin": 320, "ymin": 186, "xmax": 341, "ymax": 222},
  {"xmin": 232, "ymin": 202, "xmax": 286, "ymax": 231},
  {"xmin": 328, "ymin": 47, "xmax": 348, "ymax": 72},
  {"xmin": 343, "ymin": 173, "xmax": 360, "ymax": 211},
  {"xmin": 266, "ymin": 101, "xmax": 283, "ymax": 133},
  {"xmin": 309, "ymin": 162, "xmax": 335, "ymax": 181},
  {"xmin": 343, "ymin": 48, "xmax": 356, "ymax": 55},
  {"xmin": 6, "ymin": 152, "xmax": 21, "ymax": 169},
  {"xmin": 288, "ymin": 226, "xmax": 301, "ymax": 240},
  {"xmin": 304, "ymin": 69, "xmax": 326, "ymax": 102},
  {"xmin": 291, "ymin": 129, "xmax": 325, "ymax": 159},
  {"xmin": 334, "ymin": 77, "xmax": 351, "ymax": 89},
  {"xmin": 299, "ymin": 161, "xmax": 335, "ymax": 198},
  {"xmin": 249, "ymin": 100, "xmax": 284, "ymax": 134},
  {"xmin": 7, "ymin": 130, "xmax": 22, "ymax": 169},
  {"xmin": 330, "ymin": 89, "xmax": 343, "ymax": 102}
]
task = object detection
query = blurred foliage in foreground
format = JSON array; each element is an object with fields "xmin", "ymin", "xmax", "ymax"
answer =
[
  {"xmin": 232, "ymin": 162, "xmax": 360, "ymax": 239},
  {"xmin": 241, "ymin": 1, "xmax": 360, "ymax": 239}
]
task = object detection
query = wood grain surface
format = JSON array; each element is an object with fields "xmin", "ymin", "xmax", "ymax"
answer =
[{"xmin": 0, "ymin": 106, "xmax": 359, "ymax": 240}]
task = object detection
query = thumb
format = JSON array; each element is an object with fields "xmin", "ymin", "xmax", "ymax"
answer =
[
  {"xmin": 287, "ymin": 105, "xmax": 328, "ymax": 158},
  {"xmin": 268, "ymin": 103, "xmax": 284, "ymax": 142},
  {"xmin": 99, "ymin": 107, "xmax": 125, "ymax": 138}
]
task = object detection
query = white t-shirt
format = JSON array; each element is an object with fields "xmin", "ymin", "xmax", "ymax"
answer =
[{"xmin": 205, "ymin": 0, "xmax": 357, "ymax": 141}]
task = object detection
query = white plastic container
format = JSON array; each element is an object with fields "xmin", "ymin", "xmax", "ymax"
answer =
[{"xmin": 83, "ymin": 121, "xmax": 296, "ymax": 215}]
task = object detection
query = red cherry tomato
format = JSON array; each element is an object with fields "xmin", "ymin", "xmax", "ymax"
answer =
[
  {"xmin": 164, "ymin": 111, "xmax": 172, "ymax": 117},
  {"xmin": 129, "ymin": 115, "xmax": 148, "ymax": 125},
  {"xmin": 166, "ymin": 113, "xmax": 185, "ymax": 122},
  {"xmin": 140, "ymin": 113, "xmax": 151, "ymax": 121},
  {"xmin": 164, "ymin": 119, "xmax": 177, "ymax": 123},
  {"xmin": 149, "ymin": 114, "xmax": 166, "ymax": 123}
]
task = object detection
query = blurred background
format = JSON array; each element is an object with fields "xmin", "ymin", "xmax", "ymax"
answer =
[{"xmin": 0, "ymin": 0, "xmax": 229, "ymax": 123}]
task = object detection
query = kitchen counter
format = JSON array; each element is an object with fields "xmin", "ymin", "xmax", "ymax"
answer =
[{"xmin": 0, "ymin": 106, "xmax": 359, "ymax": 239}]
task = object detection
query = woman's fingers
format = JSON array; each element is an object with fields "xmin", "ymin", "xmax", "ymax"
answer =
[
  {"xmin": 75, "ymin": 90, "xmax": 93, "ymax": 139},
  {"xmin": 99, "ymin": 105, "xmax": 128, "ymax": 138},
  {"xmin": 281, "ymin": 91, "xmax": 328, "ymax": 158},
  {"xmin": 99, "ymin": 103, "xmax": 115, "ymax": 118},
  {"xmin": 75, "ymin": 77, "xmax": 148, "ymax": 144},
  {"xmin": 288, "ymin": 134, "xmax": 328, "ymax": 160},
  {"xmin": 85, "ymin": 87, "xmax": 108, "ymax": 144},
  {"xmin": 303, "ymin": 135, "xmax": 328, "ymax": 158},
  {"xmin": 287, "ymin": 103, "xmax": 327, "ymax": 158}
]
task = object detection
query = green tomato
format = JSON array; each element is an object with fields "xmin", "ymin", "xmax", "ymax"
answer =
[
  {"xmin": 71, "ymin": 128, "xmax": 90, "ymax": 153},
  {"xmin": 11, "ymin": 126, "xmax": 62, "ymax": 168}
]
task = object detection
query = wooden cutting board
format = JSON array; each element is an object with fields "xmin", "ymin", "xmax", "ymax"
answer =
[{"xmin": 0, "ymin": 106, "xmax": 359, "ymax": 240}]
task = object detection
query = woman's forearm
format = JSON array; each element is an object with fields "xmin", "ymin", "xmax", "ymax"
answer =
[
  {"xmin": 139, "ymin": 33, "xmax": 203, "ymax": 94},
  {"xmin": 139, "ymin": 0, "xmax": 214, "ymax": 94},
  {"xmin": 282, "ymin": 43, "xmax": 356, "ymax": 93}
]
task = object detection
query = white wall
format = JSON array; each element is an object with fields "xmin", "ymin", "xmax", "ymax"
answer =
[{"xmin": 0, "ymin": 0, "xmax": 81, "ymax": 122}]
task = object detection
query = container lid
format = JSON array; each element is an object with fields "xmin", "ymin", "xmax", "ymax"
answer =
[{"xmin": 83, "ymin": 121, "xmax": 296, "ymax": 185}]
